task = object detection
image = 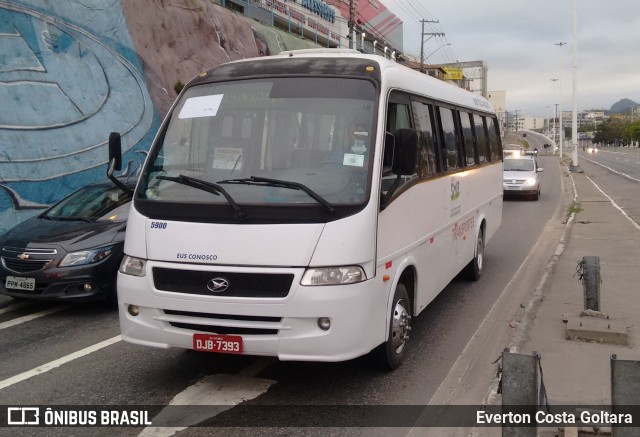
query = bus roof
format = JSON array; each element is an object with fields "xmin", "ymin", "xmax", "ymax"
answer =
[{"xmin": 192, "ymin": 49, "xmax": 495, "ymax": 114}]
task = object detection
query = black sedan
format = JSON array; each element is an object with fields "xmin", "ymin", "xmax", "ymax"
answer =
[{"xmin": 0, "ymin": 178, "xmax": 135, "ymax": 305}]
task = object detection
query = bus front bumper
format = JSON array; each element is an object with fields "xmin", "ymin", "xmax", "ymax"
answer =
[{"xmin": 117, "ymin": 271, "xmax": 388, "ymax": 362}]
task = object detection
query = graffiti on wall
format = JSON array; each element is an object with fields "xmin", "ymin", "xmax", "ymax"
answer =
[{"xmin": 0, "ymin": 0, "xmax": 157, "ymax": 234}]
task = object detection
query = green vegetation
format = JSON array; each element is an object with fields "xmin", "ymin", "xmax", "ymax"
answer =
[
  {"xmin": 567, "ymin": 201, "xmax": 582, "ymax": 218},
  {"xmin": 570, "ymin": 118, "xmax": 640, "ymax": 145},
  {"xmin": 174, "ymin": 80, "xmax": 185, "ymax": 95}
]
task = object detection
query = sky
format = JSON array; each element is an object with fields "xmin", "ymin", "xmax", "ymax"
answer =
[{"xmin": 382, "ymin": 0, "xmax": 640, "ymax": 117}]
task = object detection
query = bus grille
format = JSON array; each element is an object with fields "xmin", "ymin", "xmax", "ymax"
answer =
[
  {"xmin": 162, "ymin": 310, "xmax": 282, "ymax": 335},
  {"xmin": 153, "ymin": 268, "xmax": 293, "ymax": 298}
]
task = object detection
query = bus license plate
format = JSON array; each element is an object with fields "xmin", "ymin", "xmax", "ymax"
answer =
[
  {"xmin": 5, "ymin": 276, "xmax": 36, "ymax": 291},
  {"xmin": 193, "ymin": 333, "xmax": 243, "ymax": 354}
]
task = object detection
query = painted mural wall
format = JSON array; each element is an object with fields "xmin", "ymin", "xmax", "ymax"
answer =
[
  {"xmin": 0, "ymin": 0, "xmax": 157, "ymax": 235},
  {"xmin": 0, "ymin": 0, "xmax": 317, "ymax": 235}
]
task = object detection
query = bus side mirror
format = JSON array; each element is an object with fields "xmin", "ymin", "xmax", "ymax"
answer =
[
  {"xmin": 108, "ymin": 132, "xmax": 122, "ymax": 176},
  {"xmin": 393, "ymin": 128, "xmax": 418, "ymax": 175},
  {"xmin": 107, "ymin": 132, "xmax": 133, "ymax": 195},
  {"xmin": 382, "ymin": 132, "xmax": 395, "ymax": 176}
]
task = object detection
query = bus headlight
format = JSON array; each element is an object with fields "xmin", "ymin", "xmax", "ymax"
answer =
[
  {"xmin": 119, "ymin": 255, "xmax": 146, "ymax": 277},
  {"xmin": 301, "ymin": 266, "xmax": 365, "ymax": 286}
]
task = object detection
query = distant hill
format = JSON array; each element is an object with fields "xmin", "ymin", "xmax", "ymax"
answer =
[{"xmin": 609, "ymin": 98, "xmax": 639, "ymax": 114}]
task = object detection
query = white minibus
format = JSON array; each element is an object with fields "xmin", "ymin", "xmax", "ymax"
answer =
[{"xmin": 113, "ymin": 49, "xmax": 503, "ymax": 369}]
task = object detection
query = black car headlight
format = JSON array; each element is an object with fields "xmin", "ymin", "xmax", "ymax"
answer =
[{"xmin": 59, "ymin": 247, "xmax": 113, "ymax": 267}]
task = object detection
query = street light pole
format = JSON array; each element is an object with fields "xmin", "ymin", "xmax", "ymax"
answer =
[
  {"xmin": 551, "ymin": 78, "xmax": 559, "ymax": 155},
  {"xmin": 348, "ymin": 0, "xmax": 355, "ymax": 49},
  {"xmin": 555, "ymin": 42, "xmax": 567, "ymax": 160},
  {"xmin": 553, "ymin": 103, "xmax": 562, "ymax": 153},
  {"xmin": 570, "ymin": 0, "xmax": 581, "ymax": 172}
]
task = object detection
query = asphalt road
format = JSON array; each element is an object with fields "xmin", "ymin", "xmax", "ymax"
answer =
[
  {"xmin": 578, "ymin": 147, "xmax": 640, "ymax": 226},
  {"xmin": 0, "ymin": 154, "xmax": 563, "ymax": 436}
]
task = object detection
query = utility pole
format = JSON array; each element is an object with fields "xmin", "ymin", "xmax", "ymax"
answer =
[
  {"xmin": 348, "ymin": 0, "xmax": 356, "ymax": 49},
  {"xmin": 419, "ymin": 20, "xmax": 442, "ymax": 73}
]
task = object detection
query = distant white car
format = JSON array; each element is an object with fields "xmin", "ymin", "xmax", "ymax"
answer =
[
  {"xmin": 503, "ymin": 155, "xmax": 543, "ymax": 201},
  {"xmin": 587, "ymin": 146, "xmax": 598, "ymax": 154}
]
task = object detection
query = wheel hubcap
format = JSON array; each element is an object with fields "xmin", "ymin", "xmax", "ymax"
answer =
[
  {"xmin": 477, "ymin": 234, "xmax": 484, "ymax": 271},
  {"xmin": 391, "ymin": 299, "xmax": 410, "ymax": 354}
]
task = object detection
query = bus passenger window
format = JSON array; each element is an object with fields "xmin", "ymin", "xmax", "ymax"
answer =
[
  {"xmin": 486, "ymin": 117, "xmax": 503, "ymax": 161},
  {"xmin": 459, "ymin": 111, "xmax": 475, "ymax": 166},
  {"xmin": 438, "ymin": 107, "xmax": 460, "ymax": 171},
  {"xmin": 411, "ymin": 101, "xmax": 438, "ymax": 177},
  {"xmin": 473, "ymin": 115, "xmax": 490, "ymax": 163}
]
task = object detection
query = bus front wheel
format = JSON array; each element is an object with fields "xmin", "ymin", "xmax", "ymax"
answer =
[{"xmin": 373, "ymin": 283, "xmax": 411, "ymax": 371}]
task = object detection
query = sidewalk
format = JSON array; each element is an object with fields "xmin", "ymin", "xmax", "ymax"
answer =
[
  {"xmin": 503, "ymin": 165, "xmax": 640, "ymax": 433},
  {"xmin": 523, "ymin": 167, "xmax": 640, "ymax": 399},
  {"xmin": 407, "ymin": 156, "xmax": 640, "ymax": 437}
]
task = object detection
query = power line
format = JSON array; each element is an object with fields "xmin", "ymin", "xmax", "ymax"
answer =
[{"xmin": 407, "ymin": 0, "xmax": 436, "ymax": 21}]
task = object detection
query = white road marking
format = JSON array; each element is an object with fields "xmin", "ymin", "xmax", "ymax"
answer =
[
  {"xmin": 587, "ymin": 176, "xmax": 640, "ymax": 231},
  {"xmin": 581, "ymin": 156, "xmax": 640, "ymax": 183},
  {"xmin": 0, "ymin": 335, "xmax": 122, "ymax": 390},
  {"xmin": 138, "ymin": 366, "xmax": 276, "ymax": 437},
  {"xmin": 0, "ymin": 304, "xmax": 71, "ymax": 330},
  {"xmin": 0, "ymin": 299, "xmax": 278, "ymax": 435}
]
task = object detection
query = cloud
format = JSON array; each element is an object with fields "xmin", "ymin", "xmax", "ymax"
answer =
[{"xmin": 384, "ymin": 0, "xmax": 640, "ymax": 115}]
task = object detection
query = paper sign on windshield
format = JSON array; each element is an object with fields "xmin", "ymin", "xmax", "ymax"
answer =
[
  {"xmin": 178, "ymin": 95, "xmax": 223, "ymax": 119},
  {"xmin": 343, "ymin": 153, "xmax": 365, "ymax": 167},
  {"xmin": 212, "ymin": 148, "xmax": 243, "ymax": 170}
]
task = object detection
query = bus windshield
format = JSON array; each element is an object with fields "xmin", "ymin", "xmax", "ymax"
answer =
[{"xmin": 139, "ymin": 77, "xmax": 377, "ymax": 210}]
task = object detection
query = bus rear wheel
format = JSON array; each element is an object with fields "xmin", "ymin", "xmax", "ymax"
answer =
[
  {"xmin": 373, "ymin": 283, "xmax": 411, "ymax": 371},
  {"xmin": 464, "ymin": 227, "xmax": 484, "ymax": 281}
]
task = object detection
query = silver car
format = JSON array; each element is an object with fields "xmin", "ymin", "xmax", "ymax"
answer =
[{"xmin": 503, "ymin": 155, "xmax": 543, "ymax": 201}]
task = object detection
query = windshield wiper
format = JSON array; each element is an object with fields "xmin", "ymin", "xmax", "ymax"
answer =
[
  {"xmin": 217, "ymin": 176, "xmax": 336, "ymax": 215},
  {"xmin": 157, "ymin": 174, "xmax": 247, "ymax": 220}
]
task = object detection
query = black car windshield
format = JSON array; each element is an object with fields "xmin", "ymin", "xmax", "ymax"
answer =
[
  {"xmin": 139, "ymin": 77, "xmax": 376, "ymax": 209},
  {"xmin": 44, "ymin": 184, "xmax": 132, "ymax": 222}
]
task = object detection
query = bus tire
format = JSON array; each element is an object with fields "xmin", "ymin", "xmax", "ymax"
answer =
[
  {"xmin": 372, "ymin": 283, "xmax": 411, "ymax": 371},
  {"xmin": 464, "ymin": 227, "xmax": 484, "ymax": 281}
]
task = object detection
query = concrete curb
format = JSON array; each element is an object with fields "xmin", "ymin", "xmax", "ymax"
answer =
[{"xmin": 482, "ymin": 159, "xmax": 578, "ymax": 407}]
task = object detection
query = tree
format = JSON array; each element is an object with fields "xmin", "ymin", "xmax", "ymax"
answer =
[
  {"xmin": 593, "ymin": 119, "xmax": 625, "ymax": 145},
  {"xmin": 623, "ymin": 120, "xmax": 640, "ymax": 144}
]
